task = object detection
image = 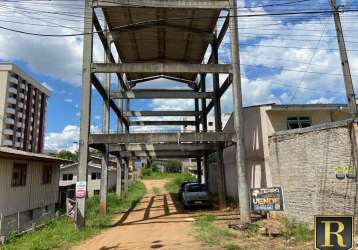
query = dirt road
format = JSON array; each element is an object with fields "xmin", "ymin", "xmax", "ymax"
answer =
[{"xmin": 74, "ymin": 179, "xmax": 206, "ymax": 250}]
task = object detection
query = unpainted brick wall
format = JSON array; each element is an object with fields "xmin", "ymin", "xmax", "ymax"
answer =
[{"xmin": 269, "ymin": 120, "xmax": 358, "ymax": 225}]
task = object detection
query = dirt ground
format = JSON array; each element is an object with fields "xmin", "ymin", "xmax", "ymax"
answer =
[{"xmin": 73, "ymin": 179, "xmax": 207, "ymax": 250}]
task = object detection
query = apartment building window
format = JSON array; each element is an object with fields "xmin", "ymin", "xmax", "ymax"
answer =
[
  {"xmin": 62, "ymin": 173, "xmax": 73, "ymax": 181},
  {"xmin": 208, "ymin": 122, "xmax": 214, "ymax": 127},
  {"xmin": 12, "ymin": 163, "xmax": 27, "ymax": 187},
  {"xmin": 287, "ymin": 117, "xmax": 311, "ymax": 129},
  {"xmin": 91, "ymin": 172, "xmax": 101, "ymax": 180},
  {"xmin": 42, "ymin": 165, "xmax": 52, "ymax": 184}
]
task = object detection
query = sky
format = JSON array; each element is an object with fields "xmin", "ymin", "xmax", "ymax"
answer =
[{"xmin": 0, "ymin": 0, "xmax": 358, "ymax": 152}]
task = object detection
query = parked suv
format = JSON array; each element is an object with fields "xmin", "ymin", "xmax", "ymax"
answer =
[
  {"xmin": 182, "ymin": 183, "xmax": 210, "ymax": 208},
  {"xmin": 178, "ymin": 181, "xmax": 196, "ymax": 201}
]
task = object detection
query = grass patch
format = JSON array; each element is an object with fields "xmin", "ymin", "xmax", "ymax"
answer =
[
  {"xmin": 194, "ymin": 213, "xmax": 236, "ymax": 247},
  {"xmin": 282, "ymin": 217, "xmax": 313, "ymax": 242},
  {"xmin": 1, "ymin": 181, "xmax": 146, "ymax": 250},
  {"xmin": 152, "ymin": 187, "xmax": 160, "ymax": 195},
  {"xmin": 142, "ymin": 172, "xmax": 182, "ymax": 180},
  {"xmin": 164, "ymin": 173, "xmax": 196, "ymax": 194},
  {"xmin": 224, "ymin": 243, "xmax": 245, "ymax": 250}
]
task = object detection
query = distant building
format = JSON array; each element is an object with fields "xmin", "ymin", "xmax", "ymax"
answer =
[
  {"xmin": 59, "ymin": 156, "xmax": 117, "ymax": 197},
  {"xmin": 0, "ymin": 147, "xmax": 65, "ymax": 240},
  {"xmin": 0, "ymin": 64, "xmax": 50, "ymax": 153},
  {"xmin": 208, "ymin": 103, "xmax": 351, "ymax": 199},
  {"xmin": 181, "ymin": 113, "xmax": 231, "ymax": 174}
]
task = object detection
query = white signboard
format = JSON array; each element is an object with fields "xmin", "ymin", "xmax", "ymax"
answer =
[{"xmin": 75, "ymin": 181, "xmax": 87, "ymax": 199}]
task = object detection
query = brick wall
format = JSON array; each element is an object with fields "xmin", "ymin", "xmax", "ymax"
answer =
[{"xmin": 269, "ymin": 119, "xmax": 358, "ymax": 224}]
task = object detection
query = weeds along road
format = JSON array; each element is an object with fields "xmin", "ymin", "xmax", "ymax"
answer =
[{"xmin": 73, "ymin": 179, "xmax": 207, "ymax": 250}]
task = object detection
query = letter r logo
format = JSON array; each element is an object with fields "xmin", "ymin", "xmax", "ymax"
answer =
[{"xmin": 315, "ymin": 216, "xmax": 353, "ymax": 250}]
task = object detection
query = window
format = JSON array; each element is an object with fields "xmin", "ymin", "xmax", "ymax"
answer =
[
  {"xmin": 94, "ymin": 190, "xmax": 100, "ymax": 195},
  {"xmin": 62, "ymin": 173, "xmax": 73, "ymax": 181},
  {"xmin": 287, "ymin": 117, "xmax": 311, "ymax": 129},
  {"xmin": 12, "ymin": 163, "xmax": 27, "ymax": 187},
  {"xmin": 91, "ymin": 172, "xmax": 101, "ymax": 180},
  {"xmin": 208, "ymin": 122, "xmax": 214, "ymax": 126},
  {"xmin": 42, "ymin": 165, "xmax": 52, "ymax": 184}
]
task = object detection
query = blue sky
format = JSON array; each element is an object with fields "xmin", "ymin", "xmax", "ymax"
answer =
[{"xmin": 0, "ymin": 0, "xmax": 357, "ymax": 151}]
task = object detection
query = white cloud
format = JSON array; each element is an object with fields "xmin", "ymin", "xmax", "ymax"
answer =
[
  {"xmin": 64, "ymin": 98, "xmax": 73, "ymax": 103},
  {"xmin": 45, "ymin": 125, "xmax": 99, "ymax": 152}
]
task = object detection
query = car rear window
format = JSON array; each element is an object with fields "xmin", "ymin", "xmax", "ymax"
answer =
[{"xmin": 187, "ymin": 185, "xmax": 207, "ymax": 192}]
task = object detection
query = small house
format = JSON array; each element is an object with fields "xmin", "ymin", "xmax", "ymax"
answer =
[{"xmin": 0, "ymin": 147, "xmax": 66, "ymax": 240}]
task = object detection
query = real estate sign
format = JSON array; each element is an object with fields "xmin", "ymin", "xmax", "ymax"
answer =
[
  {"xmin": 76, "ymin": 181, "xmax": 87, "ymax": 199},
  {"xmin": 250, "ymin": 187, "xmax": 284, "ymax": 212}
]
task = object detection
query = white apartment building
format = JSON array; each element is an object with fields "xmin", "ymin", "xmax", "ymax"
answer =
[{"xmin": 0, "ymin": 64, "xmax": 50, "ymax": 153}]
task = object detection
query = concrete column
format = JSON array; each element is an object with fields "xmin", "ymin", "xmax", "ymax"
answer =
[
  {"xmin": 100, "ymin": 145, "xmax": 109, "ymax": 214},
  {"xmin": 116, "ymin": 157, "xmax": 122, "ymax": 197},
  {"xmin": 213, "ymin": 38, "xmax": 226, "ymax": 209},
  {"xmin": 229, "ymin": 0, "xmax": 251, "ymax": 224},
  {"xmin": 123, "ymin": 158, "xmax": 129, "ymax": 197},
  {"xmin": 195, "ymin": 95, "xmax": 202, "ymax": 183},
  {"xmin": 200, "ymin": 74, "xmax": 209, "ymax": 185},
  {"xmin": 77, "ymin": 0, "xmax": 93, "ymax": 229},
  {"xmin": 100, "ymin": 27, "xmax": 111, "ymax": 215}
]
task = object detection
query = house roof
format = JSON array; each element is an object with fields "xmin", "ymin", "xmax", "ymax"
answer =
[
  {"xmin": 61, "ymin": 162, "xmax": 117, "ymax": 172},
  {"xmin": 0, "ymin": 147, "xmax": 70, "ymax": 163}
]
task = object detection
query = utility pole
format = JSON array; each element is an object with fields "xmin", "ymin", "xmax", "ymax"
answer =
[
  {"xmin": 229, "ymin": 0, "xmax": 251, "ymax": 224},
  {"xmin": 330, "ymin": 0, "xmax": 357, "ymax": 116}
]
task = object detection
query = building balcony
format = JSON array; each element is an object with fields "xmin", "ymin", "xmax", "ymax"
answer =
[
  {"xmin": 18, "ymin": 102, "xmax": 24, "ymax": 109},
  {"xmin": 8, "ymin": 87, "xmax": 17, "ymax": 94},
  {"xmin": 3, "ymin": 139, "xmax": 13, "ymax": 146},
  {"xmin": 20, "ymin": 83, "xmax": 26, "ymax": 89},
  {"xmin": 6, "ymin": 107, "xmax": 15, "ymax": 115},
  {"xmin": 9, "ymin": 76, "xmax": 18, "ymax": 84},
  {"xmin": 3, "ymin": 129, "xmax": 13, "ymax": 136},
  {"xmin": 19, "ymin": 93, "xmax": 25, "ymax": 99},
  {"xmin": 5, "ymin": 118, "xmax": 14, "ymax": 125},
  {"xmin": 7, "ymin": 97, "xmax": 16, "ymax": 105}
]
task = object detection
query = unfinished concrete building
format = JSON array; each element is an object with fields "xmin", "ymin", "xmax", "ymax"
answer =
[{"xmin": 77, "ymin": 0, "xmax": 250, "ymax": 227}]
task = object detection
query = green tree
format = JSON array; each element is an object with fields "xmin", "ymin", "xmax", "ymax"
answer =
[
  {"xmin": 50, "ymin": 150, "xmax": 78, "ymax": 162},
  {"xmin": 164, "ymin": 160, "xmax": 182, "ymax": 173}
]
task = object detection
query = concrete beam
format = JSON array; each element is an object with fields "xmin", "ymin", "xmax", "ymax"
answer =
[
  {"xmin": 111, "ymin": 23, "xmax": 215, "ymax": 43},
  {"xmin": 203, "ymin": 75, "xmax": 231, "ymax": 116},
  {"xmin": 109, "ymin": 143, "xmax": 216, "ymax": 152},
  {"xmin": 110, "ymin": 89, "xmax": 214, "ymax": 99},
  {"xmin": 124, "ymin": 111, "xmax": 201, "ymax": 117},
  {"xmin": 89, "ymin": 132, "xmax": 234, "ymax": 144},
  {"xmin": 129, "ymin": 121, "xmax": 196, "ymax": 126},
  {"xmin": 119, "ymin": 151, "xmax": 202, "ymax": 158},
  {"xmin": 92, "ymin": 75, "xmax": 129, "ymax": 127},
  {"xmin": 93, "ymin": 0, "xmax": 230, "ymax": 9},
  {"xmin": 91, "ymin": 63, "xmax": 232, "ymax": 74},
  {"xmin": 93, "ymin": 13, "xmax": 128, "ymax": 91},
  {"xmin": 129, "ymin": 75, "xmax": 196, "ymax": 89}
]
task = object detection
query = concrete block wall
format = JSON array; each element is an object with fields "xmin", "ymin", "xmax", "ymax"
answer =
[{"xmin": 269, "ymin": 119, "xmax": 358, "ymax": 224}]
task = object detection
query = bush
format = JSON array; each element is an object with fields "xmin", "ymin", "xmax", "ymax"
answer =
[
  {"xmin": 164, "ymin": 173, "xmax": 196, "ymax": 193},
  {"xmin": 164, "ymin": 160, "xmax": 182, "ymax": 173},
  {"xmin": 282, "ymin": 217, "xmax": 313, "ymax": 242}
]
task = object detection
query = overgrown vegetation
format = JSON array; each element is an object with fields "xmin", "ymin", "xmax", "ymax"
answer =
[
  {"xmin": 164, "ymin": 159, "xmax": 182, "ymax": 173},
  {"xmin": 1, "ymin": 182, "xmax": 146, "ymax": 250},
  {"xmin": 142, "ymin": 172, "xmax": 184, "ymax": 180},
  {"xmin": 194, "ymin": 213, "xmax": 238, "ymax": 248},
  {"xmin": 282, "ymin": 217, "xmax": 313, "ymax": 242},
  {"xmin": 164, "ymin": 173, "xmax": 196, "ymax": 193},
  {"xmin": 152, "ymin": 187, "xmax": 160, "ymax": 195},
  {"xmin": 49, "ymin": 150, "xmax": 78, "ymax": 162}
]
